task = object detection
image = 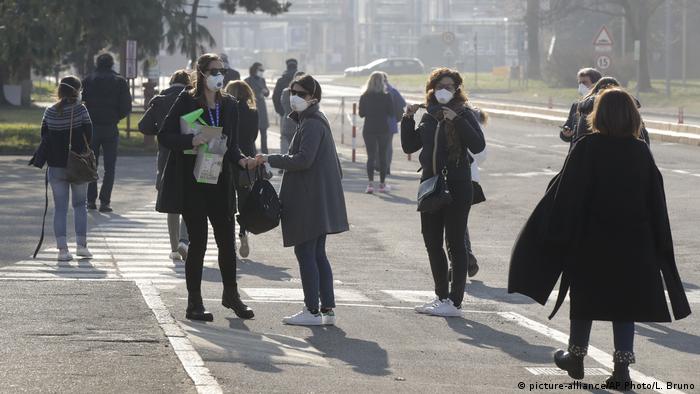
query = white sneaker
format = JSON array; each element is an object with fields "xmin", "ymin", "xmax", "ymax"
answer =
[
  {"xmin": 169, "ymin": 251, "xmax": 182, "ymax": 260},
  {"xmin": 239, "ymin": 233, "xmax": 250, "ymax": 258},
  {"xmin": 379, "ymin": 183, "xmax": 391, "ymax": 193},
  {"xmin": 322, "ymin": 310, "xmax": 336, "ymax": 326},
  {"xmin": 177, "ymin": 242, "xmax": 189, "ymax": 260},
  {"xmin": 414, "ymin": 297, "xmax": 440, "ymax": 314},
  {"xmin": 76, "ymin": 246, "xmax": 92, "ymax": 258},
  {"xmin": 282, "ymin": 308, "xmax": 323, "ymax": 326},
  {"xmin": 424, "ymin": 299, "xmax": 463, "ymax": 318},
  {"xmin": 57, "ymin": 249, "xmax": 73, "ymax": 261}
]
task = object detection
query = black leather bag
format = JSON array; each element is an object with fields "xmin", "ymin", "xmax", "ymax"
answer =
[
  {"xmin": 416, "ymin": 122, "xmax": 452, "ymax": 213},
  {"xmin": 238, "ymin": 167, "xmax": 281, "ymax": 234},
  {"xmin": 64, "ymin": 106, "xmax": 98, "ymax": 184}
]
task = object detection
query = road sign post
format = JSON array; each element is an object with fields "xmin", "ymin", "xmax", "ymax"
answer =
[{"xmin": 593, "ymin": 26, "xmax": 614, "ymax": 72}]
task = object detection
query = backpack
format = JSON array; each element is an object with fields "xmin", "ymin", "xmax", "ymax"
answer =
[{"xmin": 238, "ymin": 167, "xmax": 281, "ymax": 234}]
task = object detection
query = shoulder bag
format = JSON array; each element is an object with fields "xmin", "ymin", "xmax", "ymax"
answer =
[
  {"xmin": 64, "ymin": 106, "xmax": 98, "ymax": 184},
  {"xmin": 417, "ymin": 121, "xmax": 452, "ymax": 213}
]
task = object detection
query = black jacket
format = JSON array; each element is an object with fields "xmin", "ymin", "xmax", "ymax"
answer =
[
  {"xmin": 359, "ymin": 92, "xmax": 394, "ymax": 134},
  {"xmin": 237, "ymin": 102, "xmax": 259, "ymax": 157},
  {"xmin": 155, "ymin": 92, "xmax": 245, "ymax": 218},
  {"xmin": 223, "ymin": 68, "xmax": 241, "ymax": 86},
  {"xmin": 509, "ymin": 134, "xmax": 690, "ymax": 322},
  {"xmin": 401, "ymin": 104, "xmax": 485, "ymax": 182},
  {"xmin": 138, "ymin": 84, "xmax": 186, "ymax": 135},
  {"xmin": 559, "ymin": 103, "xmax": 578, "ymax": 143},
  {"xmin": 272, "ymin": 69, "xmax": 296, "ymax": 116},
  {"xmin": 82, "ymin": 69, "xmax": 132, "ymax": 125}
]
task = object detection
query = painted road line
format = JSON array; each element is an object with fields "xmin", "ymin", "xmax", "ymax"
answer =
[{"xmin": 241, "ymin": 287, "xmax": 371, "ymax": 302}]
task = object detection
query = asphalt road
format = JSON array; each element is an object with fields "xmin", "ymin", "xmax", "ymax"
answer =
[{"xmin": 0, "ymin": 93, "xmax": 698, "ymax": 393}]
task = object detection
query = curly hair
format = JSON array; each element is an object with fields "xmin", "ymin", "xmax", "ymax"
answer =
[{"xmin": 424, "ymin": 67, "xmax": 468, "ymax": 106}]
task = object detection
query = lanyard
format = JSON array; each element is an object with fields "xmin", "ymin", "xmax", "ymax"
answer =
[{"xmin": 207, "ymin": 103, "xmax": 220, "ymax": 127}]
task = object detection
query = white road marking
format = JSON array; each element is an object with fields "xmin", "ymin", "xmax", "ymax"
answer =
[
  {"xmin": 241, "ymin": 287, "xmax": 371, "ymax": 302},
  {"xmin": 525, "ymin": 366, "xmax": 609, "ymax": 376},
  {"xmin": 486, "ymin": 169, "xmax": 558, "ymax": 178}
]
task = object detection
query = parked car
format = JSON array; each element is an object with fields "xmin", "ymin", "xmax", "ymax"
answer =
[{"xmin": 344, "ymin": 58, "xmax": 424, "ymax": 77}]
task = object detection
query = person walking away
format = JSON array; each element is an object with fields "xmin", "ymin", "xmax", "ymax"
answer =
[
  {"xmin": 138, "ymin": 70, "xmax": 191, "ymax": 260},
  {"xmin": 560, "ymin": 68, "xmax": 601, "ymax": 146},
  {"xmin": 378, "ymin": 72, "xmax": 406, "ymax": 176},
  {"xmin": 402, "ymin": 68, "xmax": 485, "ymax": 317},
  {"xmin": 244, "ymin": 62, "xmax": 270, "ymax": 154},
  {"xmin": 272, "ymin": 58, "xmax": 299, "ymax": 146},
  {"xmin": 224, "ymin": 80, "xmax": 260, "ymax": 258},
  {"xmin": 220, "ymin": 53, "xmax": 241, "ymax": 85},
  {"xmin": 256, "ymin": 75, "xmax": 349, "ymax": 326},
  {"xmin": 359, "ymin": 71, "xmax": 395, "ymax": 193},
  {"xmin": 30, "ymin": 76, "xmax": 94, "ymax": 261},
  {"xmin": 157, "ymin": 53, "xmax": 260, "ymax": 322},
  {"xmin": 280, "ymin": 72, "xmax": 306, "ymax": 156},
  {"xmin": 509, "ymin": 88, "xmax": 690, "ymax": 387},
  {"xmin": 82, "ymin": 53, "xmax": 132, "ymax": 213}
]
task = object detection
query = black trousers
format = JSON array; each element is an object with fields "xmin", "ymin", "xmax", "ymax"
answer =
[
  {"xmin": 181, "ymin": 191, "xmax": 238, "ymax": 294},
  {"xmin": 420, "ymin": 179, "xmax": 472, "ymax": 307},
  {"xmin": 88, "ymin": 124, "xmax": 119, "ymax": 205},
  {"xmin": 363, "ymin": 132, "xmax": 391, "ymax": 183}
]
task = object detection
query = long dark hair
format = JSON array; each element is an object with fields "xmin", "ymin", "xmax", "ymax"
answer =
[
  {"xmin": 189, "ymin": 53, "xmax": 223, "ymax": 107},
  {"xmin": 56, "ymin": 76, "xmax": 81, "ymax": 115}
]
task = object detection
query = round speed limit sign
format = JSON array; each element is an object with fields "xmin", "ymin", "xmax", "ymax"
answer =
[{"xmin": 596, "ymin": 55, "xmax": 611, "ymax": 70}]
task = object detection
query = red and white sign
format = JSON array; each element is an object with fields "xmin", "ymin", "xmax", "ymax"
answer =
[
  {"xmin": 593, "ymin": 26, "xmax": 614, "ymax": 53},
  {"xmin": 596, "ymin": 55, "xmax": 612, "ymax": 70},
  {"xmin": 125, "ymin": 40, "xmax": 137, "ymax": 79}
]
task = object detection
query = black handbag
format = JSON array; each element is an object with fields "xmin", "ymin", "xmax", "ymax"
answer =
[
  {"xmin": 472, "ymin": 181, "xmax": 486, "ymax": 205},
  {"xmin": 238, "ymin": 166, "xmax": 281, "ymax": 234},
  {"xmin": 65, "ymin": 106, "xmax": 98, "ymax": 184},
  {"xmin": 417, "ymin": 121, "xmax": 452, "ymax": 213}
]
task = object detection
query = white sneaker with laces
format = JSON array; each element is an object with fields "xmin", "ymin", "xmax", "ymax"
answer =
[
  {"xmin": 57, "ymin": 249, "xmax": 73, "ymax": 261},
  {"xmin": 322, "ymin": 310, "xmax": 336, "ymax": 326},
  {"xmin": 424, "ymin": 299, "xmax": 463, "ymax": 317},
  {"xmin": 169, "ymin": 251, "xmax": 182, "ymax": 260},
  {"xmin": 239, "ymin": 233, "xmax": 250, "ymax": 258},
  {"xmin": 282, "ymin": 308, "xmax": 323, "ymax": 326},
  {"xmin": 177, "ymin": 241, "xmax": 189, "ymax": 260},
  {"xmin": 76, "ymin": 246, "xmax": 92, "ymax": 258},
  {"xmin": 414, "ymin": 297, "xmax": 440, "ymax": 314}
]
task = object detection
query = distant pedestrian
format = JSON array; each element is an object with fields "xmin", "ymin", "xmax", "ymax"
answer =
[
  {"xmin": 244, "ymin": 62, "xmax": 270, "ymax": 154},
  {"xmin": 402, "ymin": 68, "xmax": 485, "ymax": 317},
  {"xmin": 81, "ymin": 53, "xmax": 132, "ymax": 213},
  {"xmin": 359, "ymin": 71, "xmax": 395, "ymax": 193},
  {"xmin": 256, "ymin": 74, "xmax": 349, "ymax": 326},
  {"xmin": 138, "ymin": 70, "xmax": 191, "ymax": 261},
  {"xmin": 280, "ymin": 71, "xmax": 306, "ymax": 156},
  {"xmin": 220, "ymin": 53, "xmax": 241, "ymax": 85},
  {"xmin": 509, "ymin": 88, "xmax": 690, "ymax": 388},
  {"xmin": 377, "ymin": 72, "xmax": 405, "ymax": 176},
  {"xmin": 560, "ymin": 68, "xmax": 601, "ymax": 146},
  {"xmin": 157, "ymin": 53, "xmax": 259, "ymax": 322},
  {"xmin": 29, "ymin": 76, "xmax": 94, "ymax": 261},
  {"xmin": 272, "ymin": 58, "xmax": 299, "ymax": 141},
  {"xmin": 224, "ymin": 80, "xmax": 260, "ymax": 258}
]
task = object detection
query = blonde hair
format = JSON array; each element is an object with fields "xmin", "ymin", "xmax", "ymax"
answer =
[
  {"xmin": 363, "ymin": 71, "xmax": 387, "ymax": 94},
  {"xmin": 224, "ymin": 80, "xmax": 256, "ymax": 109}
]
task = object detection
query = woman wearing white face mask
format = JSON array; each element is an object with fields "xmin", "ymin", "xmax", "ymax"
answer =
[
  {"xmin": 157, "ymin": 53, "xmax": 260, "ymax": 322},
  {"xmin": 244, "ymin": 62, "xmax": 270, "ymax": 154},
  {"xmin": 256, "ymin": 75, "xmax": 349, "ymax": 326},
  {"xmin": 402, "ymin": 68, "xmax": 485, "ymax": 318}
]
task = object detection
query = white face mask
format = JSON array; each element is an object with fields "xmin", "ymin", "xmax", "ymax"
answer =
[
  {"xmin": 578, "ymin": 83, "xmax": 590, "ymax": 96},
  {"xmin": 290, "ymin": 94, "xmax": 310, "ymax": 113},
  {"xmin": 206, "ymin": 74, "xmax": 225, "ymax": 91},
  {"xmin": 257, "ymin": 70, "xmax": 264, "ymax": 78},
  {"xmin": 434, "ymin": 88, "xmax": 454, "ymax": 104}
]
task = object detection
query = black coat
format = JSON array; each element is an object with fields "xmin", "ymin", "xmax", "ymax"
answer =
[
  {"xmin": 559, "ymin": 103, "xmax": 578, "ymax": 143},
  {"xmin": 272, "ymin": 69, "xmax": 296, "ymax": 116},
  {"xmin": 359, "ymin": 92, "xmax": 394, "ymax": 134},
  {"xmin": 237, "ymin": 102, "xmax": 259, "ymax": 157},
  {"xmin": 82, "ymin": 69, "xmax": 132, "ymax": 125},
  {"xmin": 509, "ymin": 134, "xmax": 691, "ymax": 322},
  {"xmin": 155, "ymin": 92, "xmax": 245, "ymax": 218},
  {"xmin": 138, "ymin": 84, "xmax": 186, "ymax": 135}
]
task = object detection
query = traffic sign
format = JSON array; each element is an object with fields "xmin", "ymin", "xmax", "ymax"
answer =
[
  {"xmin": 442, "ymin": 32, "xmax": 456, "ymax": 44},
  {"xmin": 596, "ymin": 55, "xmax": 612, "ymax": 70},
  {"xmin": 593, "ymin": 26, "xmax": 614, "ymax": 46}
]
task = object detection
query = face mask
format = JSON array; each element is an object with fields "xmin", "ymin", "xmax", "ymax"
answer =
[
  {"xmin": 434, "ymin": 88, "xmax": 454, "ymax": 104},
  {"xmin": 578, "ymin": 83, "xmax": 590, "ymax": 96},
  {"xmin": 206, "ymin": 74, "xmax": 224, "ymax": 91},
  {"xmin": 257, "ymin": 70, "xmax": 264, "ymax": 78},
  {"xmin": 290, "ymin": 95, "xmax": 310, "ymax": 113}
]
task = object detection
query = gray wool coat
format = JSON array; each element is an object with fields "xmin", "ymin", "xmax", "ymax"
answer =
[
  {"xmin": 280, "ymin": 88, "xmax": 297, "ymax": 138},
  {"xmin": 267, "ymin": 104, "xmax": 349, "ymax": 247}
]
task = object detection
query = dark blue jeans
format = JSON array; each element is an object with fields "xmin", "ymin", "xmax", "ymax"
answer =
[
  {"xmin": 88, "ymin": 124, "xmax": 119, "ymax": 205},
  {"xmin": 293, "ymin": 234, "xmax": 335, "ymax": 311},
  {"xmin": 569, "ymin": 319, "xmax": 635, "ymax": 352}
]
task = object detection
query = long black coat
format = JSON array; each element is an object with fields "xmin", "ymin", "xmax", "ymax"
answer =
[
  {"xmin": 509, "ymin": 133, "xmax": 690, "ymax": 322},
  {"xmin": 155, "ymin": 91, "xmax": 244, "ymax": 219}
]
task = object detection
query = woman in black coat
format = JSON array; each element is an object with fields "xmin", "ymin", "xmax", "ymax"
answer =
[
  {"xmin": 401, "ymin": 68, "xmax": 485, "ymax": 318},
  {"xmin": 157, "ymin": 53, "xmax": 260, "ymax": 322},
  {"xmin": 509, "ymin": 88, "xmax": 690, "ymax": 388},
  {"xmin": 359, "ymin": 71, "xmax": 395, "ymax": 193}
]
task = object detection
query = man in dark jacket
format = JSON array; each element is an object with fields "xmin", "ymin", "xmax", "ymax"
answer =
[
  {"xmin": 560, "ymin": 68, "xmax": 601, "ymax": 146},
  {"xmin": 272, "ymin": 58, "xmax": 298, "ymax": 126},
  {"xmin": 82, "ymin": 53, "xmax": 132, "ymax": 212},
  {"xmin": 220, "ymin": 54, "xmax": 241, "ymax": 85}
]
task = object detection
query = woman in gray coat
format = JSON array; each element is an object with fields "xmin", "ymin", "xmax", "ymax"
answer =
[
  {"xmin": 244, "ymin": 62, "xmax": 270, "ymax": 153},
  {"xmin": 257, "ymin": 75, "xmax": 349, "ymax": 327}
]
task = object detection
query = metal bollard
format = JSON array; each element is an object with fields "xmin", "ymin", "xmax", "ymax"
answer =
[
  {"xmin": 341, "ymin": 97, "xmax": 345, "ymax": 145},
  {"xmin": 547, "ymin": 96, "xmax": 553, "ymax": 109},
  {"xmin": 679, "ymin": 107, "xmax": 684, "ymax": 124},
  {"xmin": 352, "ymin": 103, "xmax": 357, "ymax": 163}
]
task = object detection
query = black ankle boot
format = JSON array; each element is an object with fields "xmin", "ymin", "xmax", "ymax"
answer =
[
  {"xmin": 222, "ymin": 286, "xmax": 254, "ymax": 319},
  {"xmin": 554, "ymin": 344, "xmax": 587, "ymax": 380},
  {"xmin": 186, "ymin": 292, "xmax": 213, "ymax": 322},
  {"xmin": 605, "ymin": 351, "xmax": 634, "ymax": 391}
]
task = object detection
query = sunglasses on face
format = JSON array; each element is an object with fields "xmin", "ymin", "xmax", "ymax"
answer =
[
  {"xmin": 206, "ymin": 68, "xmax": 227, "ymax": 76},
  {"xmin": 291, "ymin": 90, "xmax": 310, "ymax": 98}
]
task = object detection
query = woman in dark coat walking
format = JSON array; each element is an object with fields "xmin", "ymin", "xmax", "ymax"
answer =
[
  {"xmin": 257, "ymin": 75, "xmax": 349, "ymax": 326},
  {"xmin": 509, "ymin": 88, "xmax": 691, "ymax": 388},
  {"xmin": 244, "ymin": 62, "xmax": 270, "ymax": 154},
  {"xmin": 359, "ymin": 71, "xmax": 395, "ymax": 193},
  {"xmin": 157, "ymin": 53, "xmax": 260, "ymax": 322},
  {"xmin": 401, "ymin": 68, "xmax": 485, "ymax": 318}
]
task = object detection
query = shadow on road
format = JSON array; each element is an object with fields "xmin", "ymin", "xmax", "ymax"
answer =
[{"xmin": 306, "ymin": 326, "xmax": 390, "ymax": 376}]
